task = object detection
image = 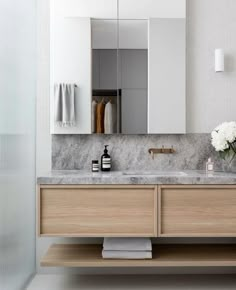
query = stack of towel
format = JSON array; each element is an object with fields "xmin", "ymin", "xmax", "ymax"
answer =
[{"xmin": 102, "ymin": 238, "xmax": 152, "ymax": 259}]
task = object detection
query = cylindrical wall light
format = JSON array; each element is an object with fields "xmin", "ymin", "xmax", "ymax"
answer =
[{"xmin": 215, "ymin": 49, "xmax": 224, "ymax": 72}]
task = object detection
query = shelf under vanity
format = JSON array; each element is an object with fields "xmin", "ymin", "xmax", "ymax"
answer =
[
  {"xmin": 41, "ymin": 244, "xmax": 236, "ymax": 268},
  {"xmin": 37, "ymin": 175, "xmax": 236, "ymax": 269}
]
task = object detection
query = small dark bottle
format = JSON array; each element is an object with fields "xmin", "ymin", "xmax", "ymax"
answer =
[
  {"xmin": 92, "ymin": 160, "xmax": 99, "ymax": 172},
  {"xmin": 101, "ymin": 145, "xmax": 111, "ymax": 172}
]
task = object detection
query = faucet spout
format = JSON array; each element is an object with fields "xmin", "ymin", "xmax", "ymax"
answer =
[{"xmin": 148, "ymin": 146, "xmax": 176, "ymax": 159}]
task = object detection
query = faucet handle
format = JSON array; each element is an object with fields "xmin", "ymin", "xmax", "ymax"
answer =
[{"xmin": 162, "ymin": 145, "xmax": 165, "ymax": 153}]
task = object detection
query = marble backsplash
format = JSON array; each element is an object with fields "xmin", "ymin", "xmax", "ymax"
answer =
[{"xmin": 52, "ymin": 134, "xmax": 232, "ymax": 172}]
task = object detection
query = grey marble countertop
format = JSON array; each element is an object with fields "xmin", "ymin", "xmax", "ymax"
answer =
[{"xmin": 37, "ymin": 170, "xmax": 236, "ymax": 185}]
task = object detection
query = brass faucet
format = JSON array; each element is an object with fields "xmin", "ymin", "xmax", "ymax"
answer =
[{"xmin": 148, "ymin": 146, "xmax": 175, "ymax": 159}]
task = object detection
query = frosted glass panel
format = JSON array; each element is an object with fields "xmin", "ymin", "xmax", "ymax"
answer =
[{"xmin": 0, "ymin": 0, "xmax": 36, "ymax": 289}]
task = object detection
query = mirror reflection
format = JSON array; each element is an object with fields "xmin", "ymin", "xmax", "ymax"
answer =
[{"xmin": 92, "ymin": 20, "xmax": 148, "ymax": 134}]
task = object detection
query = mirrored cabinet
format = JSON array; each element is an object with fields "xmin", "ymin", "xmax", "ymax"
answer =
[{"xmin": 50, "ymin": 0, "xmax": 186, "ymax": 134}]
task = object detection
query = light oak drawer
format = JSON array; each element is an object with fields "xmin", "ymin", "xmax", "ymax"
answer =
[
  {"xmin": 39, "ymin": 185, "xmax": 157, "ymax": 237},
  {"xmin": 159, "ymin": 186, "xmax": 236, "ymax": 237}
]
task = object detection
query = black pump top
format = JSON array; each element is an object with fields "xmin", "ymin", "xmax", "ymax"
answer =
[{"xmin": 104, "ymin": 145, "xmax": 109, "ymax": 154}]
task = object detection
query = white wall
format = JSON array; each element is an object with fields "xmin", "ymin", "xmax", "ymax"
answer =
[
  {"xmin": 187, "ymin": 0, "xmax": 236, "ymax": 133},
  {"xmin": 37, "ymin": 0, "xmax": 236, "ymax": 274}
]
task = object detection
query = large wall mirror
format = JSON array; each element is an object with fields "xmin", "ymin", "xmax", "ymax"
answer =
[{"xmin": 50, "ymin": 0, "xmax": 186, "ymax": 134}]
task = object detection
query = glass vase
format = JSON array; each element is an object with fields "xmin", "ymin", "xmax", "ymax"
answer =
[{"xmin": 226, "ymin": 156, "xmax": 236, "ymax": 173}]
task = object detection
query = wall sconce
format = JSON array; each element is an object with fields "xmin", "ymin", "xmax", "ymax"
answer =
[{"xmin": 215, "ymin": 49, "xmax": 224, "ymax": 72}]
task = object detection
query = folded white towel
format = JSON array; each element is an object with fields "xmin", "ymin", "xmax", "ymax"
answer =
[
  {"xmin": 102, "ymin": 250, "xmax": 152, "ymax": 260},
  {"xmin": 103, "ymin": 238, "xmax": 152, "ymax": 251}
]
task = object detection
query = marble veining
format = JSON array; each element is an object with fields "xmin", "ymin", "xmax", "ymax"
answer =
[
  {"xmin": 37, "ymin": 170, "xmax": 236, "ymax": 185},
  {"xmin": 52, "ymin": 134, "xmax": 234, "ymax": 172}
]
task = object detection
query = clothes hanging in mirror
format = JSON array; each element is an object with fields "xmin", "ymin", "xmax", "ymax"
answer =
[
  {"xmin": 91, "ymin": 100, "xmax": 98, "ymax": 133},
  {"xmin": 96, "ymin": 99, "xmax": 105, "ymax": 133},
  {"xmin": 104, "ymin": 101, "xmax": 117, "ymax": 134}
]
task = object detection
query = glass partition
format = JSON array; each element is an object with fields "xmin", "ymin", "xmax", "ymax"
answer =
[{"xmin": 0, "ymin": 0, "xmax": 36, "ymax": 288}]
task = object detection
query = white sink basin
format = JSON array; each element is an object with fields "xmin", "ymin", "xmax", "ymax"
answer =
[{"xmin": 122, "ymin": 171, "xmax": 187, "ymax": 176}]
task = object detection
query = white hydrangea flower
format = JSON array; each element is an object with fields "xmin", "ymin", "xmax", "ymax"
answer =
[
  {"xmin": 211, "ymin": 130, "xmax": 229, "ymax": 151},
  {"xmin": 211, "ymin": 121, "xmax": 236, "ymax": 152},
  {"xmin": 224, "ymin": 122, "xmax": 236, "ymax": 143}
]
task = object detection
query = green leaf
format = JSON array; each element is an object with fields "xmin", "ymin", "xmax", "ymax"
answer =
[{"xmin": 219, "ymin": 148, "xmax": 231, "ymax": 160}]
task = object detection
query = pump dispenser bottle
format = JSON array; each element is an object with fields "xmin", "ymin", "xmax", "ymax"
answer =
[{"xmin": 101, "ymin": 145, "xmax": 111, "ymax": 171}]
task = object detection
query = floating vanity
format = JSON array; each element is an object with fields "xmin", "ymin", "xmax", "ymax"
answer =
[{"xmin": 38, "ymin": 170, "xmax": 236, "ymax": 268}]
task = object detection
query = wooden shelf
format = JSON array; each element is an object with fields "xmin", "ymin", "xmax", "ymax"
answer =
[{"xmin": 41, "ymin": 244, "xmax": 236, "ymax": 268}]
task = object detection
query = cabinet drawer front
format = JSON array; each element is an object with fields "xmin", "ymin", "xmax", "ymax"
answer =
[
  {"xmin": 160, "ymin": 186, "xmax": 236, "ymax": 237},
  {"xmin": 39, "ymin": 186, "xmax": 157, "ymax": 237}
]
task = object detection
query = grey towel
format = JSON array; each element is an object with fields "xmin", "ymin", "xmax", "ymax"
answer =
[
  {"xmin": 104, "ymin": 101, "xmax": 117, "ymax": 134},
  {"xmin": 54, "ymin": 83, "xmax": 76, "ymax": 127},
  {"xmin": 102, "ymin": 250, "xmax": 152, "ymax": 260},
  {"xmin": 103, "ymin": 238, "xmax": 152, "ymax": 251}
]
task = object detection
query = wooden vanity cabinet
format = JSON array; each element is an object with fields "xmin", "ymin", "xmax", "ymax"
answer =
[
  {"xmin": 39, "ymin": 184, "xmax": 236, "ymax": 268},
  {"xmin": 38, "ymin": 185, "xmax": 158, "ymax": 237},
  {"xmin": 39, "ymin": 184, "xmax": 236, "ymax": 238},
  {"xmin": 159, "ymin": 185, "xmax": 236, "ymax": 237}
]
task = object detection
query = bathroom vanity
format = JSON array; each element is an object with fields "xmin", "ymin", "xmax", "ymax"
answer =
[
  {"xmin": 38, "ymin": 171, "xmax": 236, "ymax": 268},
  {"xmin": 37, "ymin": 0, "xmax": 236, "ymax": 275}
]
